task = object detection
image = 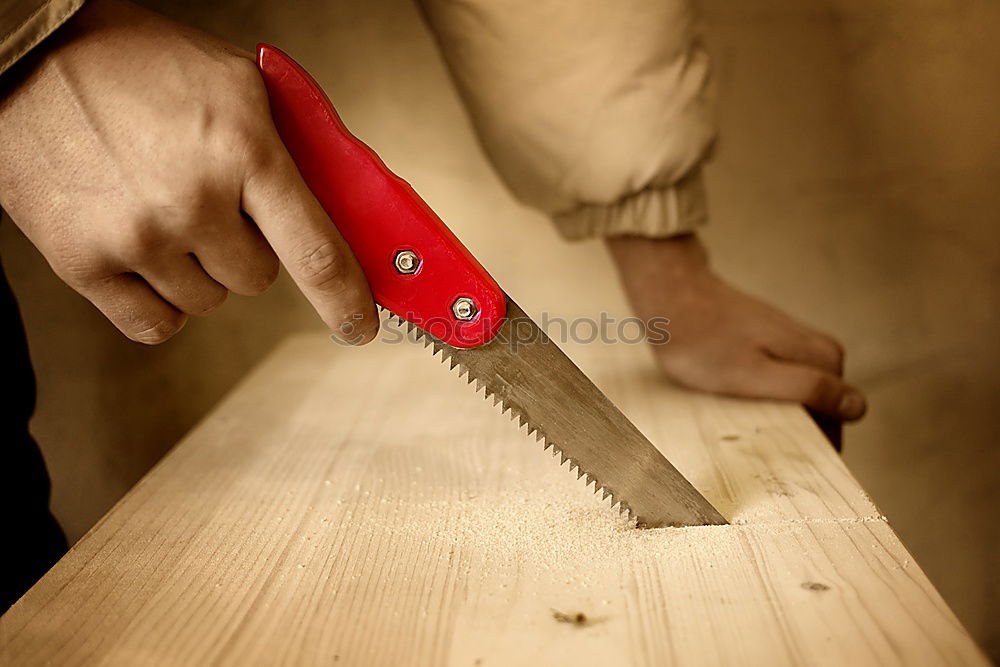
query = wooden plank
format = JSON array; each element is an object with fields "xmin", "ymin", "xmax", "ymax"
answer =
[{"xmin": 1, "ymin": 330, "xmax": 987, "ymax": 666}]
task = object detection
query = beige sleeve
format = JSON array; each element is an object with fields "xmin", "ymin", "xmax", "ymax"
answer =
[
  {"xmin": 0, "ymin": 0, "xmax": 85, "ymax": 77},
  {"xmin": 418, "ymin": 0, "xmax": 715, "ymax": 240}
]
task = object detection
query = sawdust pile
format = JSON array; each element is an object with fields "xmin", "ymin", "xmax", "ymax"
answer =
[{"xmin": 362, "ymin": 479, "xmax": 734, "ymax": 576}]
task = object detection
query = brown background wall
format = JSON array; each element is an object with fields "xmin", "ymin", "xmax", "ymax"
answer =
[{"xmin": 2, "ymin": 0, "xmax": 997, "ymax": 656}]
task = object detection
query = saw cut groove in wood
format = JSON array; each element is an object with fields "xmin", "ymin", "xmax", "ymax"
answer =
[{"xmin": 1, "ymin": 334, "xmax": 988, "ymax": 666}]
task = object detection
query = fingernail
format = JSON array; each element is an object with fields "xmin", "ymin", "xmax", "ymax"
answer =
[{"xmin": 838, "ymin": 392, "xmax": 867, "ymax": 420}]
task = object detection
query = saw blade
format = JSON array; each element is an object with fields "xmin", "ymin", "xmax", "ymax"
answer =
[{"xmin": 384, "ymin": 297, "xmax": 727, "ymax": 528}]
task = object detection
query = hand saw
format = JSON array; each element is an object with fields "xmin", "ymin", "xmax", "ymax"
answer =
[{"xmin": 256, "ymin": 44, "xmax": 726, "ymax": 528}]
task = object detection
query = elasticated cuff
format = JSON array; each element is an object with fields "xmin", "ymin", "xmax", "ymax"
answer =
[
  {"xmin": 552, "ymin": 168, "xmax": 708, "ymax": 241},
  {"xmin": 0, "ymin": 0, "xmax": 85, "ymax": 77}
]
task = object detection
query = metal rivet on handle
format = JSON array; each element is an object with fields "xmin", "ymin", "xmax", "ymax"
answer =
[
  {"xmin": 452, "ymin": 297, "xmax": 477, "ymax": 321},
  {"xmin": 393, "ymin": 249, "xmax": 421, "ymax": 275}
]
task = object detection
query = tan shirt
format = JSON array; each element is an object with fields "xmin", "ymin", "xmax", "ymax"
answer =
[
  {"xmin": 0, "ymin": 0, "xmax": 84, "ymax": 76},
  {"xmin": 0, "ymin": 0, "xmax": 714, "ymax": 240}
]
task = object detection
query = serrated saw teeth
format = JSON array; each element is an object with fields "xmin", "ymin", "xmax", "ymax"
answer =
[
  {"xmin": 386, "ymin": 305, "xmax": 632, "ymax": 524},
  {"xmin": 378, "ymin": 304, "xmax": 726, "ymax": 529}
]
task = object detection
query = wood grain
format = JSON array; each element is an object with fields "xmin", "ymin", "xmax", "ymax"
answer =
[{"xmin": 1, "ymin": 329, "xmax": 987, "ymax": 666}]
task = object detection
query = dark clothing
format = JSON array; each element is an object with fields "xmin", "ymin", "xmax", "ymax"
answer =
[{"xmin": 0, "ymin": 256, "xmax": 66, "ymax": 612}]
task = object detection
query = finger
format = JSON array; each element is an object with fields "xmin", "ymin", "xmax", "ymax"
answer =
[
  {"xmin": 77, "ymin": 273, "xmax": 187, "ymax": 345},
  {"xmin": 730, "ymin": 357, "xmax": 867, "ymax": 421},
  {"xmin": 137, "ymin": 253, "xmax": 229, "ymax": 316},
  {"xmin": 240, "ymin": 138, "xmax": 378, "ymax": 344},
  {"xmin": 762, "ymin": 325, "xmax": 845, "ymax": 376},
  {"xmin": 194, "ymin": 212, "xmax": 280, "ymax": 296}
]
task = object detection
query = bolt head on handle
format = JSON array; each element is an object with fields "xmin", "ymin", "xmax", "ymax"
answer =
[
  {"xmin": 394, "ymin": 250, "xmax": 421, "ymax": 275},
  {"xmin": 452, "ymin": 297, "xmax": 478, "ymax": 321}
]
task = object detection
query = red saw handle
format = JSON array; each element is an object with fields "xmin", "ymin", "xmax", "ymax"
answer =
[{"xmin": 256, "ymin": 44, "xmax": 506, "ymax": 348}]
